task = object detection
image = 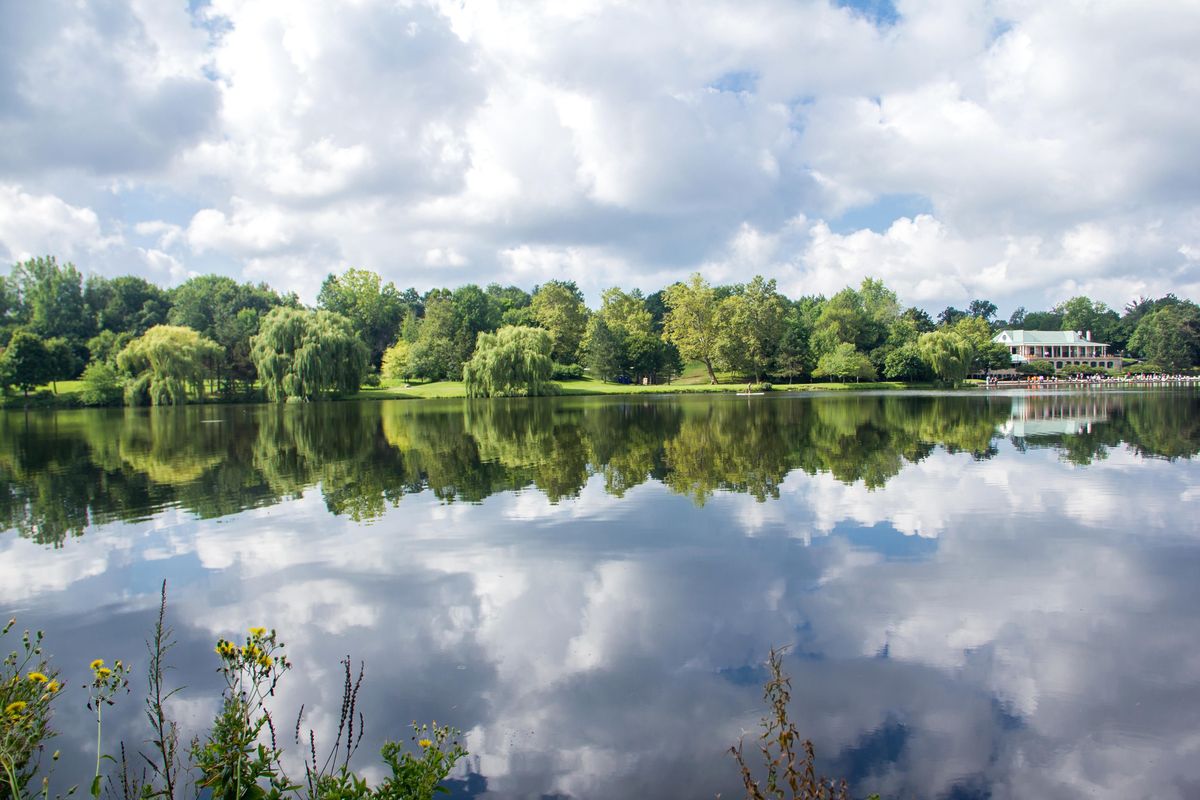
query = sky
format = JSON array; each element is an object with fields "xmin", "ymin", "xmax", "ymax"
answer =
[{"xmin": 1, "ymin": 0, "xmax": 1199, "ymax": 314}]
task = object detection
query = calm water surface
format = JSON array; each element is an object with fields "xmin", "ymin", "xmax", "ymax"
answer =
[{"xmin": 3, "ymin": 390, "xmax": 1199, "ymax": 799}]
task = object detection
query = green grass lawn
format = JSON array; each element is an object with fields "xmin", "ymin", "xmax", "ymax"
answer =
[
  {"xmin": 354, "ymin": 377, "xmax": 951, "ymax": 400},
  {"xmin": 4, "ymin": 372, "xmax": 972, "ymax": 409}
]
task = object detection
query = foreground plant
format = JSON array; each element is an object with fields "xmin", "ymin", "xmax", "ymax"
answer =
[
  {"xmin": 731, "ymin": 647, "xmax": 878, "ymax": 800},
  {"xmin": 86, "ymin": 656, "xmax": 130, "ymax": 799},
  {"xmin": 195, "ymin": 628, "xmax": 294, "ymax": 800},
  {"xmin": 1, "ymin": 620, "xmax": 62, "ymax": 800}
]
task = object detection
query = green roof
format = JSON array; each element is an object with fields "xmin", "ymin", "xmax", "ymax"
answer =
[{"xmin": 993, "ymin": 329, "xmax": 1109, "ymax": 346}]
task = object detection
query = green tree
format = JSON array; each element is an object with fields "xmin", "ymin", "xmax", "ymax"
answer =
[
  {"xmin": 952, "ymin": 316, "xmax": 1011, "ymax": 374},
  {"xmin": 775, "ymin": 305, "xmax": 814, "ymax": 384},
  {"xmin": 317, "ymin": 268, "xmax": 407, "ymax": 367},
  {"xmin": 1, "ymin": 330, "xmax": 52, "ymax": 396},
  {"xmin": 463, "ymin": 325, "xmax": 556, "ymax": 397},
  {"xmin": 811, "ymin": 288, "xmax": 866, "ymax": 357},
  {"xmin": 251, "ymin": 307, "xmax": 368, "ymax": 401},
  {"xmin": 937, "ymin": 306, "xmax": 967, "ymax": 328},
  {"xmin": 408, "ymin": 291, "xmax": 467, "ymax": 380},
  {"xmin": 812, "ymin": 342, "xmax": 876, "ymax": 382},
  {"xmin": 84, "ymin": 275, "xmax": 171, "ymax": 336},
  {"xmin": 589, "ymin": 287, "xmax": 669, "ymax": 383},
  {"xmin": 1022, "ymin": 310, "xmax": 1063, "ymax": 330},
  {"xmin": 380, "ymin": 339, "xmax": 413, "ymax": 381},
  {"xmin": 9, "ymin": 256, "xmax": 95, "ymax": 344},
  {"xmin": 901, "ymin": 306, "xmax": 936, "ymax": 333},
  {"xmin": 715, "ymin": 276, "xmax": 787, "ymax": 383},
  {"xmin": 583, "ymin": 315, "xmax": 624, "ymax": 382},
  {"xmin": 967, "ymin": 298, "xmax": 998, "ymax": 323},
  {"xmin": 918, "ymin": 331, "xmax": 975, "ymax": 385},
  {"xmin": 87, "ymin": 330, "xmax": 134, "ymax": 365},
  {"xmin": 78, "ymin": 360, "xmax": 124, "ymax": 406},
  {"xmin": 169, "ymin": 275, "xmax": 290, "ymax": 396},
  {"xmin": 1056, "ymin": 296, "xmax": 1120, "ymax": 345},
  {"xmin": 43, "ymin": 336, "xmax": 80, "ymax": 393},
  {"xmin": 1127, "ymin": 304, "xmax": 1200, "ymax": 370},
  {"xmin": 531, "ymin": 280, "xmax": 588, "ymax": 364},
  {"xmin": 883, "ymin": 342, "xmax": 930, "ymax": 381},
  {"xmin": 662, "ymin": 273, "xmax": 722, "ymax": 383},
  {"xmin": 487, "ymin": 283, "xmax": 535, "ymax": 327},
  {"xmin": 117, "ymin": 325, "xmax": 222, "ymax": 406}
]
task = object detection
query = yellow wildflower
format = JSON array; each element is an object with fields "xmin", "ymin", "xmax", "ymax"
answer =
[
  {"xmin": 46, "ymin": 680, "xmax": 60, "ymax": 693},
  {"xmin": 418, "ymin": 738, "xmax": 432, "ymax": 748},
  {"xmin": 90, "ymin": 659, "xmax": 105, "ymax": 671},
  {"xmin": 248, "ymin": 627, "xmax": 267, "ymax": 637},
  {"xmin": 5, "ymin": 701, "xmax": 27, "ymax": 715},
  {"xmin": 258, "ymin": 655, "xmax": 272, "ymax": 669},
  {"xmin": 27, "ymin": 672, "xmax": 48, "ymax": 683},
  {"xmin": 96, "ymin": 667, "xmax": 112, "ymax": 678}
]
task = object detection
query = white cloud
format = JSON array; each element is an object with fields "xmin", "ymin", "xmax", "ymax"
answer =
[
  {"xmin": 1, "ymin": 0, "xmax": 1199, "ymax": 308},
  {"xmin": 0, "ymin": 183, "xmax": 115, "ymax": 262}
]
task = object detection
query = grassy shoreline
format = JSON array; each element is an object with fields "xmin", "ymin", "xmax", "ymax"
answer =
[{"xmin": 1, "ymin": 377, "xmax": 974, "ymax": 408}]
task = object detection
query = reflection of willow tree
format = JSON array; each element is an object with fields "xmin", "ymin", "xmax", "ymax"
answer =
[
  {"xmin": 464, "ymin": 400, "xmax": 589, "ymax": 502},
  {"xmin": 254, "ymin": 404, "xmax": 415, "ymax": 521},
  {"xmin": 380, "ymin": 402, "xmax": 528, "ymax": 503}
]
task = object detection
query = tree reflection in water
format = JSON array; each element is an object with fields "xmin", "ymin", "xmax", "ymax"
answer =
[{"xmin": 2, "ymin": 390, "xmax": 1198, "ymax": 545}]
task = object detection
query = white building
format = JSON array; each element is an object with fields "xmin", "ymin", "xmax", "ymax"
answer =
[{"xmin": 992, "ymin": 330, "xmax": 1121, "ymax": 371}]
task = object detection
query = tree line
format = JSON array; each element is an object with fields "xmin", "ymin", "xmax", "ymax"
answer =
[{"xmin": 1, "ymin": 255, "xmax": 1197, "ymax": 403}]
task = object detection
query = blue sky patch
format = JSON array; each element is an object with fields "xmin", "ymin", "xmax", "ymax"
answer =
[
  {"xmin": 835, "ymin": 0, "xmax": 900, "ymax": 27},
  {"xmin": 708, "ymin": 70, "xmax": 759, "ymax": 95},
  {"xmin": 831, "ymin": 193, "xmax": 933, "ymax": 234}
]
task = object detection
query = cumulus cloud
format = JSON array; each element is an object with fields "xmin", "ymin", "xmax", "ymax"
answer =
[{"xmin": 1, "ymin": 0, "xmax": 1199, "ymax": 309}]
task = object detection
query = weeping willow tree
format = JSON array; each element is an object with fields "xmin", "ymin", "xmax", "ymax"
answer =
[
  {"xmin": 463, "ymin": 325, "xmax": 556, "ymax": 398},
  {"xmin": 116, "ymin": 325, "xmax": 222, "ymax": 405},
  {"xmin": 917, "ymin": 330, "xmax": 975, "ymax": 386},
  {"xmin": 251, "ymin": 307, "xmax": 368, "ymax": 401}
]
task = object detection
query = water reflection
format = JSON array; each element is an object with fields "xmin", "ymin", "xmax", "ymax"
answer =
[
  {"xmin": 2, "ymin": 390, "xmax": 1200, "ymax": 799},
  {"xmin": 4, "ymin": 391, "xmax": 1197, "ymax": 544}
]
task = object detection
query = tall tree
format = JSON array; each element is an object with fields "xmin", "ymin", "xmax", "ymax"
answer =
[
  {"xmin": 589, "ymin": 287, "xmax": 669, "ymax": 383},
  {"xmin": 583, "ymin": 315, "xmax": 623, "ymax": 382},
  {"xmin": 936, "ymin": 306, "xmax": 967, "ymax": 328},
  {"xmin": 811, "ymin": 287, "xmax": 866, "ymax": 357},
  {"xmin": 530, "ymin": 280, "xmax": 588, "ymax": 364},
  {"xmin": 663, "ymin": 274, "xmax": 722, "ymax": 383},
  {"xmin": 716, "ymin": 276, "xmax": 787, "ymax": 383},
  {"xmin": 486, "ymin": 283, "xmax": 535, "ymax": 327},
  {"xmin": 84, "ymin": 275, "xmax": 171, "ymax": 336},
  {"xmin": 251, "ymin": 308, "xmax": 368, "ymax": 401},
  {"xmin": 967, "ymin": 298, "xmax": 998, "ymax": 322},
  {"xmin": 9, "ymin": 256, "xmax": 94, "ymax": 344},
  {"xmin": 317, "ymin": 268, "xmax": 407, "ymax": 368},
  {"xmin": 117, "ymin": 325, "xmax": 222, "ymax": 406},
  {"xmin": 1056, "ymin": 296, "xmax": 1120, "ymax": 345},
  {"xmin": 1127, "ymin": 304, "xmax": 1200, "ymax": 370},
  {"xmin": 901, "ymin": 306, "xmax": 936, "ymax": 333}
]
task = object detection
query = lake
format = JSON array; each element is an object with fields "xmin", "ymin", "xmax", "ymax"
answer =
[{"xmin": 2, "ymin": 389, "xmax": 1199, "ymax": 799}]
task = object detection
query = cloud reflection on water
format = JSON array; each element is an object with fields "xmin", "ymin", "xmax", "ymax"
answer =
[{"xmin": 2, "ymin": 391, "xmax": 1199, "ymax": 798}]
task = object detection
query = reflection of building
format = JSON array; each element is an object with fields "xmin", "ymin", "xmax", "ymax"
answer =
[
  {"xmin": 999, "ymin": 394, "xmax": 1113, "ymax": 437},
  {"xmin": 993, "ymin": 330, "xmax": 1122, "ymax": 371}
]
